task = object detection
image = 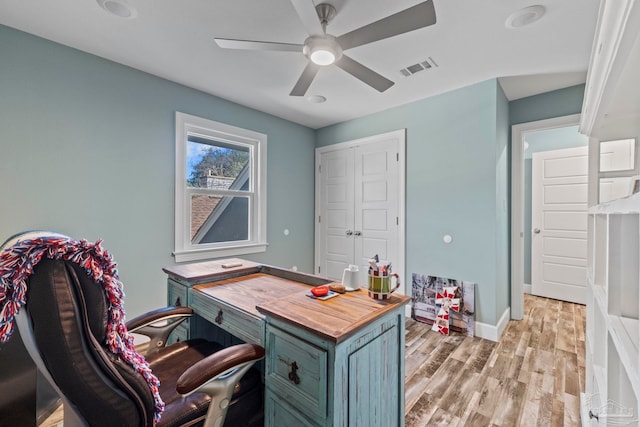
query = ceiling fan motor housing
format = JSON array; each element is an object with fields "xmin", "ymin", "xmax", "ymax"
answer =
[{"xmin": 304, "ymin": 35, "xmax": 343, "ymax": 65}]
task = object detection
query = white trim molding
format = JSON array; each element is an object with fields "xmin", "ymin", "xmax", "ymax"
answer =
[
  {"xmin": 580, "ymin": 0, "xmax": 640, "ymax": 139},
  {"xmin": 475, "ymin": 307, "xmax": 511, "ymax": 342},
  {"xmin": 510, "ymin": 114, "xmax": 581, "ymax": 320},
  {"xmin": 174, "ymin": 112, "xmax": 267, "ymax": 262}
]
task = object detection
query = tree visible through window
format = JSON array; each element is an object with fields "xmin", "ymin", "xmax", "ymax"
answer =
[
  {"xmin": 187, "ymin": 139, "xmax": 250, "ymax": 244},
  {"xmin": 174, "ymin": 112, "xmax": 267, "ymax": 262}
]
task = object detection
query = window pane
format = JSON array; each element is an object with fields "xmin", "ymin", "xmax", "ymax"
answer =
[
  {"xmin": 191, "ymin": 195, "xmax": 249, "ymax": 244},
  {"xmin": 187, "ymin": 138, "xmax": 250, "ymax": 189}
]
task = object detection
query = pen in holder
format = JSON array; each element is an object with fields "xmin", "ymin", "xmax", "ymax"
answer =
[{"xmin": 367, "ymin": 258, "xmax": 400, "ymax": 300}]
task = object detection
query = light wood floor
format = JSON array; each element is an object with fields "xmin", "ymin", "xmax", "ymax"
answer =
[
  {"xmin": 41, "ymin": 293, "xmax": 585, "ymax": 427},
  {"xmin": 405, "ymin": 293, "xmax": 586, "ymax": 426}
]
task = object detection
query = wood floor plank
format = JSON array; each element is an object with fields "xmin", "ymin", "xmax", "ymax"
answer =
[
  {"xmin": 536, "ymin": 392, "xmax": 554, "ymax": 426},
  {"xmin": 404, "ymin": 293, "xmax": 585, "ymax": 427},
  {"xmin": 42, "ymin": 294, "xmax": 587, "ymax": 427},
  {"xmin": 552, "ymin": 398, "xmax": 565, "ymax": 426}
]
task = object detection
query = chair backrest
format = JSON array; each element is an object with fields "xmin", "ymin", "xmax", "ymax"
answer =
[{"xmin": 3, "ymin": 233, "xmax": 156, "ymax": 426}]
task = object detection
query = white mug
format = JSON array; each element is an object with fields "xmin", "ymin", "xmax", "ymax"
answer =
[{"xmin": 342, "ymin": 264, "xmax": 359, "ymax": 291}]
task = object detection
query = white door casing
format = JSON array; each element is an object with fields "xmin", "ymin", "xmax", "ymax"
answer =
[
  {"xmin": 315, "ymin": 130, "xmax": 406, "ymax": 294},
  {"xmin": 510, "ymin": 114, "xmax": 582, "ymax": 320},
  {"xmin": 531, "ymin": 146, "xmax": 588, "ymax": 304}
]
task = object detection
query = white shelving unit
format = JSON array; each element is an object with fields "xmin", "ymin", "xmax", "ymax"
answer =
[
  {"xmin": 580, "ymin": 0, "xmax": 640, "ymax": 425},
  {"xmin": 585, "ymin": 197, "xmax": 640, "ymax": 424}
]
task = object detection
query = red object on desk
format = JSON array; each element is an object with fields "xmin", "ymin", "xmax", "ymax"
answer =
[{"xmin": 311, "ymin": 285, "xmax": 329, "ymax": 297}]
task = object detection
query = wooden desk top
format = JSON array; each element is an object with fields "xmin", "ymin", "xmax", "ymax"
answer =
[
  {"xmin": 193, "ymin": 272, "xmax": 311, "ymax": 318},
  {"xmin": 256, "ymin": 289, "xmax": 410, "ymax": 344},
  {"xmin": 172, "ymin": 259, "xmax": 411, "ymax": 344}
]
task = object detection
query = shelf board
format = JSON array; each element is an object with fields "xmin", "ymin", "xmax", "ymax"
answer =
[
  {"xmin": 587, "ymin": 330, "xmax": 594, "ymax": 356},
  {"xmin": 609, "ymin": 315, "xmax": 640, "ymax": 398},
  {"xmin": 593, "ymin": 284, "xmax": 608, "ymax": 310},
  {"xmin": 593, "ymin": 364, "xmax": 607, "ymax": 399},
  {"xmin": 589, "ymin": 192, "xmax": 640, "ymax": 214}
]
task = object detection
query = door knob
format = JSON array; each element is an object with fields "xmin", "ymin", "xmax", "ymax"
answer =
[
  {"xmin": 354, "ymin": 231, "xmax": 362, "ymax": 236},
  {"xmin": 346, "ymin": 230, "xmax": 353, "ymax": 236},
  {"xmin": 533, "ymin": 228, "xmax": 541, "ymax": 234}
]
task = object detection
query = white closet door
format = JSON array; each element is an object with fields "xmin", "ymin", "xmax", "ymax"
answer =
[
  {"xmin": 318, "ymin": 148, "xmax": 355, "ymax": 280},
  {"xmin": 317, "ymin": 132, "xmax": 403, "ymax": 293}
]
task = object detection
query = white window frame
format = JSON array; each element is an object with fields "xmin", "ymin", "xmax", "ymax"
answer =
[{"xmin": 174, "ymin": 112, "xmax": 267, "ymax": 262}]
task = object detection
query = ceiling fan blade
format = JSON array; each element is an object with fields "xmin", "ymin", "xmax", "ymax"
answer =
[
  {"xmin": 290, "ymin": 62, "xmax": 320, "ymax": 96},
  {"xmin": 215, "ymin": 38, "xmax": 303, "ymax": 52},
  {"xmin": 337, "ymin": 0, "xmax": 436, "ymax": 51},
  {"xmin": 335, "ymin": 55, "xmax": 394, "ymax": 92},
  {"xmin": 290, "ymin": 0, "xmax": 325, "ymax": 36}
]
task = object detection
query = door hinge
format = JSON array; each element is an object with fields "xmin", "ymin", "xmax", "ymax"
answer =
[
  {"xmin": 396, "ymin": 217, "xmax": 399, "ymax": 225},
  {"xmin": 318, "ymin": 215, "xmax": 321, "ymax": 223},
  {"xmin": 319, "ymin": 164, "xmax": 322, "ymax": 173},
  {"xmin": 318, "ymin": 266, "xmax": 321, "ymax": 273},
  {"xmin": 397, "ymin": 152, "xmax": 399, "ymax": 161}
]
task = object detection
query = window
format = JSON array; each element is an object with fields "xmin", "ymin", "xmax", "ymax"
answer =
[{"xmin": 174, "ymin": 112, "xmax": 267, "ymax": 262}]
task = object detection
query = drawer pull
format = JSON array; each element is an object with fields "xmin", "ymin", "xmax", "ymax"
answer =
[
  {"xmin": 288, "ymin": 361, "xmax": 300, "ymax": 385},
  {"xmin": 215, "ymin": 309, "xmax": 223, "ymax": 325},
  {"xmin": 278, "ymin": 357, "xmax": 301, "ymax": 385}
]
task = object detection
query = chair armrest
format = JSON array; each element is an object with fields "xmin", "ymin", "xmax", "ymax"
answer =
[
  {"xmin": 126, "ymin": 306, "xmax": 194, "ymax": 356},
  {"xmin": 176, "ymin": 343, "xmax": 265, "ymax": 427},
  {"xmin": 176, "ymin": 343, "xmax": 265, "ymax": 394}
]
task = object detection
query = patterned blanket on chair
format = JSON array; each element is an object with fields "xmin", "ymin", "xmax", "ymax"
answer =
[{"xmin": 0, "ymin": 235, "xmax": 164, "ymax": 423}]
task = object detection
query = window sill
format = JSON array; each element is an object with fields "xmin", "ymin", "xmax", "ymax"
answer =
[{"xmin": 173, "ymin": 242, "xmax": 268, "ymax": 263}]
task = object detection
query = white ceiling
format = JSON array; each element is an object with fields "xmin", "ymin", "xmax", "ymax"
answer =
[{"xmin": 0, "ymin": 0, "xmax": 600, "ymax": 129}]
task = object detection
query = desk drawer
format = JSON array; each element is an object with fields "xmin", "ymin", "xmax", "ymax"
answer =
[
  {"xmin": 167, "ymin": 279, "xmax": 188, "ymax": 307},
  {"xmin": 167, "ymin": 280, "xmax": 190, "ymax": 344},
  {"xmin": 266, "ymin": 325, "xmax": 327, "ymax": 418},
  {"xmin": 189, "ymin": 290, "xmax": 264, "ymax": 345}
]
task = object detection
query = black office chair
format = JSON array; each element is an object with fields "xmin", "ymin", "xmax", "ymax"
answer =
[{"xmin": 0, "ymin": 231, "xmax": 264, "ymax": 427}]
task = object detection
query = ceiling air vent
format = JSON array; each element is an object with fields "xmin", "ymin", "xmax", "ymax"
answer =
[{"xmin": 400, "ymin": 57, "xmax": 438, "ymax": 77}]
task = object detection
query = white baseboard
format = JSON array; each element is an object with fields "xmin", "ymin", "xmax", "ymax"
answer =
[
  {"xmin": 475, "ymin": 306, "xmax": 511, "ymax": 342},
  {"xmin": 407, "ymin": 304, "xmax": 511, "ymax": 343},
  {"xmin": 524, "ymin": 283, "xmax": 532, "ymax": 294}
]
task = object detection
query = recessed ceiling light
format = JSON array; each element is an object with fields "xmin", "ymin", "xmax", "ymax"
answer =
[
  {"xmin": 307, "ymin": 95, "xmax": 327, "ymax": 104},
  {"xmin": 505, "ymin": 5, "xmax": 545, "ymax": 29},
  {"xmin": 97, "ymin": 0, "xmax": 137, "ymax": 19}
]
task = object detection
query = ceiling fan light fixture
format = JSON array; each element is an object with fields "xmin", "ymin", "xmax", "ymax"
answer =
[
  {"xmin": 310, "ymin": 48, "xmax": 335, "ymax": 66},
  {"xmin": 304, "ymin": 35, "xmax": 342, "ymax": 66}
]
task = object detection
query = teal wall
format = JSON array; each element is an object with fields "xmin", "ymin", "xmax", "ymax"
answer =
[
  {"xmin": 317, "ymin": 79, "xmax": 510, "ymax": 326},
  {"xmin": 0, "ymin": 22, "xmax": 587, "ymax": 329},
  {"xmin": 522, "ymin": 126, "xmax": 588, "ymax": 284},
  {"xmin": 0, "ymin": 25, "xmax": 317, "ymax": 317},
  {"xmin": 510, "ymin": 84, "xmax": 585, "ymax": 126}
]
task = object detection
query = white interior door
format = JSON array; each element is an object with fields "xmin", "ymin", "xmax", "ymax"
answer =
[
  {"xmin": 354, "ymin": 140, "xmax": 400, "ymax": 288},
  {"xmin": 316, "ymin": 130, "xmax": 405, "ymax": 293},
  {"xmin": 532, "ymin": 146, "xmax": 588, "ymax": 304},
  {"xmin": 318, "ymin": 148, "xmax": 355, "ymax": 280}
]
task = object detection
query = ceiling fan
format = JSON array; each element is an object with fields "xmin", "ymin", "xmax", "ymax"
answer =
[{"xmin": 214, "ymin": 0, "xmax": 437, "ymax": 96}]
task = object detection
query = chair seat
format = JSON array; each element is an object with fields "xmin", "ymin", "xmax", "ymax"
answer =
[{"xmin": 150, "ymin": 339, "xmax": 262, "ymax": 427}]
